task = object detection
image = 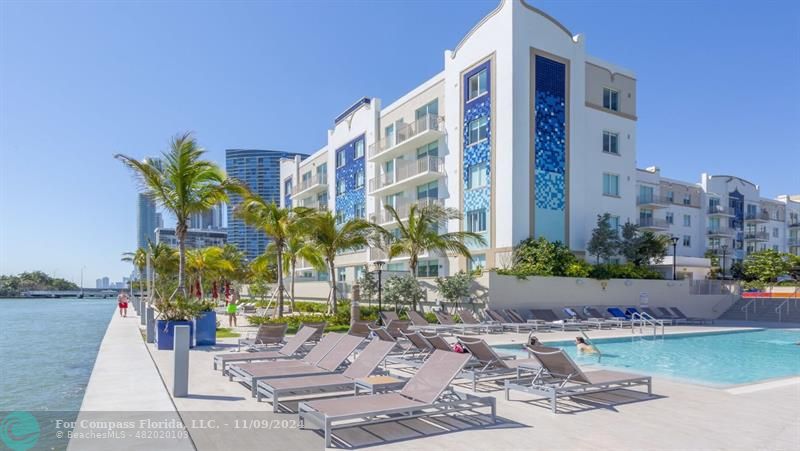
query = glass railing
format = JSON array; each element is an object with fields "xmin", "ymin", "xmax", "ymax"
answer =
[
  {"xmin": 368, "ymin": 114, "xmax": 443, "ymax": 159},
  {"xmin": 635, "ymin": 194, "xmax": 670, "ymax": 206},
  {"xmin": 375, "ymin": 198, "xmax": 443, "ymax": 224},
  {"xmin": 744, "ymin": 231, "xmax": 769, "ymax": 240},
  {"xmin": 707, "ymin": 227, "xmax": 735, "ymax": 236},
  {"xmin": 294, "ymin": 174, "xmax": 327, "ymax": 194},
  {"xmin": 745, "ymin": 211, "xmax": 770, "ymax": 221},
  {"xmin": 637, "ymin": 217, "xmax": 669, "ymax": 228},
  {"xmin": 707, "ymin": 205, "xmax": 735, "ymax": 215},
  {"xmin": 368, "ymin": 156, "xmax": 444, "ymax": 192}
]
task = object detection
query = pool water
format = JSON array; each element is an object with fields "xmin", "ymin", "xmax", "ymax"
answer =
[{"xmin": 494, "ymin": 329, "xmax": 800, "ymax": 386}]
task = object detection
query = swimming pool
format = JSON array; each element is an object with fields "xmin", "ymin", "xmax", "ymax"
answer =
[{"xmin": 494, "ymin": 329, "xmax": 800, "ymax": 386}]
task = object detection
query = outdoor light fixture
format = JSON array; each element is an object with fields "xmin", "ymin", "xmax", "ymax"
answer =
[
  {"xmin": 374, "ymin": 260, "xmax": 385, "ymax": 325},
  {"xmin": 670, "ymin": 236, "xmax": 680, "ymax": 281}
]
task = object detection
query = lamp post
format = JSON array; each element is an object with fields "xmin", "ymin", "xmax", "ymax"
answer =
[
  {"xmin": 79, "ymin": 265, "xmax": 86, "ymax": 298},
  {"xmin": 670, "ymin": 236, "xmax": 679, "ymax": 280},
  {"xmin": 374, "ymin": 260, "xmax": 385, "ymax": 325},
  {"xmin": 721, "ymin": 244, "xmax": 728, "ymax": 279}
]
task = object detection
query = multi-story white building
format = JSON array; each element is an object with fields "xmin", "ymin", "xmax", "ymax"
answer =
[{"xmin": 279, "ymin": 0, "xmax": 797, "ymax": 282}]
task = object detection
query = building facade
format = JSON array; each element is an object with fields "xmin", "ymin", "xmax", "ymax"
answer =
[
  {"xmin": 136, "ymin": 157, "xmax": 162, "ymax": 249},
  {"xmin": 226, "ymin": 149, "xmax": 307, "ymax": 261},
  {"xmin": 155, "ymin": 228, "xmax": 227, "ymax": 249},
  {"xmin": 279, "ymin": 0, "xmax": 797, "ymax": 282},
  {"xmin": 190, "ymin": 203, "xmax": 225, "ymax": 230}
]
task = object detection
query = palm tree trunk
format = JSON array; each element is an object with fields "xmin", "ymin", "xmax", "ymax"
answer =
[
  {"xmin": 409, "ymin": 258, "xmax": 418, "ymax": 311},
  {"xmin": 176, "ymin": 220, "xmax": 187, "ymax": 296},
  {"xmin": 327, "ymin": 260, "xmax": 336, "ymax": 315},
  {"xmin": 274, "ymin": 244, "xmax": 284, "ymax": 319},
  {"xmin": 289, "ymin": 257, "xmax": 296, "ymax": 312}
]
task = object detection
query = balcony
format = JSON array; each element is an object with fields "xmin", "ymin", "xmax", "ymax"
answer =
[
  {"xmin": 372, "ymin": 198, "xmax": 444, "ymax": 226},
  {"xmin": 368, "ymin": 114, "xmax": 444, "ymax": 162},
  {"xmin": 744, "ymin": 231, "xmax": 769, "ymax": 241},
  {"xmin": 707, "ymin": 205, "xmax": 735, "ymax": 216},
  {"xmin": 291, "ymin": 174, "xmax": 327, "ymax": 198},
  {"xmin": 636, "ymin": 194, "xmax": 670, "ymax": 208},
  {"xmin": 789, "ymin": 221, "xmax": 800, "ymax": 229},
  {"xmin": 369, "ymin": 156, "xmax": 445, "ymax": 196},
  {"xmin": 707, "ymin": 247, "xmax": 732, "ymax": 257},
  {"xmin": 637, "ymin": 217, "xmax": 669, "ymax": 230},
  {"xmin": 745, "ymin": 211, "xmax": 770, "ymax": 223},
  {"xmin": 789, "ymin": 238, "xmax": 800, "ymax": 247},
  {"xmin": 707, "ymin": 227, "xmax": 735, "ymax": 237},
  {"xmin": 297, "ymin": 199, "xmax": 328, "ymax": 211}
]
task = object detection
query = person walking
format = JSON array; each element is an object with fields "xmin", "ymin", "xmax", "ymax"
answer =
[
  {"xmin": 226, "ymin": 299, "xmax": 238, "ymax": 328},
  {"xmin": 118, "ymin": 291, "xmax": 129, "ymax": 318}
]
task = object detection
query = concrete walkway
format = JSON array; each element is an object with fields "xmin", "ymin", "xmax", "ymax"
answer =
[{"xmin": 68, "ymin": 311, "xmax": 194, "ymax": 450}]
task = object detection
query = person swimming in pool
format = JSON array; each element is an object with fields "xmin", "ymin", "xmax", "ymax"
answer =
[{"xmin": 575, "ymin": 336, "xmax": 598, "ymax": 354}]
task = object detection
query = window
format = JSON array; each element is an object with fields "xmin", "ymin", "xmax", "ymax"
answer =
[
  {"xmin": 335, "ymin": 211, "xmax": 344, "ymax": 224},
  {"xmin": 467, "ymin": 163, "xmax": 488, "ymax": 190},
  {"xmin": 355, "ymin": 171, "xmax": 364, "ymax": 189},
  {"xmin": 466, "ymin": 209, "xmax": 487, "ymax": 233},
  {"xmin": 417, "ymin": 260, "xmax": 439, "ymax": 278},
  {"xmin": 416, "ymin": 141, "xmax": 439, "ymax": 159},
  {"xmin": 336, "ymin": 180, "xmax": 346, "ymax": 195},
  {"xmin": 336, "ymin": 149, "xmax": 345, "ymax": 168},
  {"xmin": 683, "ymin": 235, "xmax": 691, "ymax": 247},
  {"xmin": 683, "ymin": 194, "xmax": 691, "ymax": 206},
  {"xmin": 683, "ymin": 215, "xmax": 691, "ymax": 227},
  {"xmin": 468, "ymin": 254, "xmax": 486, "ymax": 272},
  {"xmin": 773, "ymin": 227, "xmax": 779, "ymax": 238},
  {"xmin": 468, "ymin": 117, "xmax": 489, "ymax": 144},
  {"xmin": 385, "ymin": 124, "xmax": 395, "ymax": 147},
  {"xmin": 666, "ymin": 191, "xmax": 674, "ymax": 203},
  {"xmin": 354, "ymin": 266, "xmax": 366, "ymax": 281},
  {"xmin": 468, "ymin": 69, "xmax": 488, "ymax": 100},
  {"xmin": 354, "ymin": 140, "xmax": 364, "ymax": 159},
  {"xmin": 609, "ymin": 215, "xmax": 620, "ymax": 236},
  {"xmin": 602, "ymin": 131, "xmax": 619, "ymax": 154},
  {"xmin": 354, "ymin": 203, "xmax": 365, "ymax": 219},
  {"xmin": 603, "ymin": 88, "xmax": 619, "ymax": 111},
  {"xmin": 415, "ymin": 100, "xmax": 438, "ymax": 120},
  {"xmin": 337, "ymin": 267, "xmax": 346, "ymax": 282},
  {"xmin": 387, "ymin": 263, "xmax": 404, "ymax": 272},
  {"xmin": 417, "ymin": 181, "xmax": 438, "ymax": 200},
  {"xmin": 316, "ymin": 163, "xmax": 327, "ymax": 181},
  {"xmin": 773, "ymin": 245, "xmax": 779, "ymax": 252},
  {"xmin": 603, "ymin": 173, "xmax": 619, "ymax": 197},
  {"xmin": 666, "ymin": 212, "xmax": 674, "ymax": 225}
]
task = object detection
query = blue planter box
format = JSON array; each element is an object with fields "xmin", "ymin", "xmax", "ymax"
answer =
[
  {"xmin": 194, "ymin": 311, "xmax": 217, "ymax": 346},
  {"xmin": 155, "ymin": 320, "xmax": 194, "ymax": 350}
]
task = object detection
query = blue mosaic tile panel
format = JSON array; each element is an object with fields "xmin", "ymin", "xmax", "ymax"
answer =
[
  {"xmin": 533, "ymin": 55, "xmax": 566, "ymax": 243},
  {"xmin": 462, "ymin": 60, "xmax": 491, "ymax": 243},
  {"xmin": 334, "ymin": 134, "xmax": 366, "ymax": 222}
]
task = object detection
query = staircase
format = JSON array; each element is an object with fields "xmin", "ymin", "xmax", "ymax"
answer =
[{"xmin": 717, "ymin": 298, "xmax": 800, "ymax": 322}]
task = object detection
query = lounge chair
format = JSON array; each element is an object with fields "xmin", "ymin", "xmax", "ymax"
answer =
[
  {"xmin": 456, "ymin": 336, "xmax": 539, "ymax": 392},
  {"xmin": 348, "ymin": 320, "xmax": 377, "ymax": 338},
  {"xmin": 433, "ymin": 311, "xmax": 484, "ymax": 334},
  {"xmin": 227, "ymin": 333, "xmax": 363, "ymax": 397},
  {"xmin": 530, "ymin": 309, "xmax": 585, "ymax": 331},
  {"xmin": 384, "ymin": 319, "xmax": 411, "ymax": 338},
  {"xmin": 584, "ymin": 307, "xmax": 627, "ymax": 328},
  {"xmin": 237, "ymin": 323, "xmax": 288, "ymax": 351},
  {"xmin": 298, "ymin": 350, "xmax": 496, "ymax": 448},
  {"xmin": 256, "ymin": 338, "xmax": 396, "ymax": 411},
  {"xmin": 503, "ymin": 309, "xmax": 542, "ymax": 332},
  {"xmin": 458, "ymin": 309, "xmax": 503, "ymax": 333},
  {"xmin": 302, "ymin": 321, "xmax": 327, "ymax": 341},
  {"xmin": 505, "ymin": 345, "xmax": 652, "ymax": 413},
  {"xmin": 640, "ymin": 307, "xmax": 674, "ymax": 324},
  {"xmin": 380, "ymin": 311, "xmax": 400, "ymax": 324},
  {"xmin": 407, "ymin": 310, "xmax": 452, "ymax": 333},
  {"xmin": 668, "ymin": 307, "xmax": 709, "ymax": 324},
  {"xmin": 420, "ymin": 332, "xmax": 454, "ymax": 352},
  {"xmin": 213, "ymin": 324, "xmax": 317, "ymax": 372},
  {"xmin": 607, "ymin": 307, "xmax": 634, "ymax": 324},
  {"xmin": 484, "ymin": 309, "xmax": 540, "ymax": 332},
  {"xmin": 563, "ymin": 307, "xmax": 608, "ymax": 329}
]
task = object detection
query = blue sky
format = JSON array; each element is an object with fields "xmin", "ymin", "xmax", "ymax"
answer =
[{"xmin": 1, "ymin": 0, "xmax": 798, "ymax": 285}]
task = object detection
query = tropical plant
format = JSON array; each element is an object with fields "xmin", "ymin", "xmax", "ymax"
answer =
[
  {"xmin": 185, "ymin": 246, "xmax": 234, "ymax": 299},
  {"xmin": 306, "ymin": 211, "xmax": 375, "ymax": 314},
  {"xmin": 147, "ymin": 241, "xmax": 179, "ymax": 299},
  {"xmin": 116, "ymin": 132, "xmax": 232, "ymax": 297},
  {"xmin": 358, "ymin": 270, "xmax": 378, "ymax": 306},
  {"xmin": 257, "ymin": 229, "xmax": 324, "ymax": 312},
  {"xmin": 618, "ymin": 222, "xmax": 669, "ymax": 266},
  {"xmin": 587, "ymin": 213, "xmax": 620, "ymax": 263},
  {"xmin": 743, "ymin": 250, "xmax": 794, "ymax": 284},
  {"xmin": 382, "ymin": 203, "xmax": 485, "ymax": 283},
  {"xmin": 704, "ymin": 249, "xmax": 721, "ymax": 279},
  {"xmin": 382, "ymin": 274, "xmax": 426, "ymax": 313},
  {"xmin": 121, "ymin": 247, "xmax": 147, "ymax": 301},
  {"xmin": 501, "ymin": 236, "xmax": 582, "ymax": 277},
  {"xmin": 435, "ymin": 271, "xmax": 473, "ymax": 311},
  {"xmin": 236, "ymin": 195, "xmax": 313, "ymax": 317}
]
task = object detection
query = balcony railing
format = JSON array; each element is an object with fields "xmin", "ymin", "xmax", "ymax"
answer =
[
  {"xmin": 744, "ymin": 231, "xmax": 769, "ymax": 241},
  {"xmin": 788, "ymin": 238, "xmax": 800, "ymax": 247},
  {"xmin": 368, "ymin": 114, "xmax": 443, "ymax": 159},
  {"xmin": 707, "ymin": 205, "xmax": 735, "ymax": 216},
  {"xmin": 707, "ymin": 227, "xmax": 735, "ymax": 236},
  {"xmin": 292, "ymin": 174, "xmax": 327, "ymax": 196},
  {"xmin": 636, "ymin": 194, "xmax": 670, "ymax": 207},
  {"xmin": 637, "ymin": 217, "xmax": 669, "ymax": 229},
  {"xmin": 373, "ymin": 198, "xmax": 443, "ymax": 225},
  {"xmin": 789, "ymin": 221, "xmax": 800, "ymax": 229},
  {"xmin": 368, "ymin": 156, "xmax": 444, "ymax": 193},
  {"xmin": 298, "ymin": 200, "xmax": 328, "ymax": 211},
  {"xmin": 745, "ymin": 211, "xmax": 770, "ymax": 222}
]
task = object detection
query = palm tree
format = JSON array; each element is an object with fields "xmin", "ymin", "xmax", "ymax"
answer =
[
  {"xmin": 186, "ymin": 246, "xmax": 233, "ymax": 299},
  {"xmin": 116, "ymin": 132, "xmax": 231, "ymax": 297},
  {"xmin": 121, "ymin": 247, "xmax": 147, "ymax": 302},
  {"xmin": 383, "ymin": 203, "xmax": 486, "ymax": 310},
  {"xmin": 276, "ymin": 233, "xmax": 324, "ymax": 312},
  {"xmin": 236, "ymin": 195, "xmax": 313, "ymax": 318},
  {"xmin": 307, "ymin": 211, "xmax": 375, "ymax": 314},
  {"xmin": 147, "ymin": 241, "xmax": 179, "ymax": 299}
]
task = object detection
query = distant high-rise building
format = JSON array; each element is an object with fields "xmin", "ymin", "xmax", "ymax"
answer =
[
  {"xmin": 155, "ymin": 227, "xmax": 227, "ymax": 249},
  {"xmin": 190, "ymin": 203, "xmax": 225, "ymax": 230},
  {"xmin": 226, "ymin": 149, "xmax": 307, "ymax": 260},
  {"xmin": 136, "ymin": 157, "xmax": 163, "ymax": 249},
  {"xmin": 96, "ymin": 276, "xmax": 110, "ymax": 289}
]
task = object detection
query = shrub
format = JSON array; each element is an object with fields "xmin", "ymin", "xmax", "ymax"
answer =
[{"xmin": 589, "ymin": 263, "xmax": 662, "ymax": 280}]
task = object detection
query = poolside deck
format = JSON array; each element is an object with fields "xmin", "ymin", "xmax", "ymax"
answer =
[{"xmin": 77, "ymin": 310, "xmax": 800, "ymax": 450}]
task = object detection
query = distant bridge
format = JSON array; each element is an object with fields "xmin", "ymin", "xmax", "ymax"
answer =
[{"xmin": 22, "ymin": 288, "xmax": 146, "ymax": 299}]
